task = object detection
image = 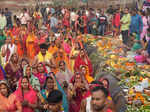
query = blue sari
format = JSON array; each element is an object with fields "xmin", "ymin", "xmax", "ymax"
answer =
[{"xmin": 40, "ymin": 76, "xmax": 69, "ymax": 112}]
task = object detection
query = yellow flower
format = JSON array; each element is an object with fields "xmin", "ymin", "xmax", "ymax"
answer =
[
  {"xmin": 129, "ymin": 88, "xmax": 134, "ymax": 95},
  {"xmin": 110, "ymin": 55, "xmax": 116, "ymax": 59}
]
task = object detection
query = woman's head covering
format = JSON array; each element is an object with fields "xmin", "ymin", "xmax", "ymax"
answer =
[
  {"xmin": 19, "ymin": 58, "xmax": 29, "ymax": 70},
  {"xmin": 80, "ymin": 65, "xmax": 90, "ymax": 74},
  {"xmin": 23, "ymin": 65, "xmax": 32, "ymax": 77},
  {"xmin": 43, "ymin": 72, "xmax": 58, "ymax": 90},
  {"xmin": 23, "ymin": 65, "xmax": 41, "ymax": 91},
  {"xmin": 37, "ymin": 62, "xmax": 48, "ymax": 74},
  {"xmin": 14, "ymin": 76, "xmax": 33, "ymax": 101}
]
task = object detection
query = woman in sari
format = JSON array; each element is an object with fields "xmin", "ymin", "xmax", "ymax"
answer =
[
  {"xmin": 18, "ymin": 58, "xmax": 29, "ymax": 75},
  {"xmin": 34, "ymin": 62, "xmax": 49, "ymax": 88},
  {"xmin": 69, "ymin": 72, "xmax": 89, "ymax": 112},
  {"xmin": 0, "ymin": 80, "xmax": 22, "ymax": 112},
  {"xmin": 5, "ymin": 53, "xmax": 21, "ymax": 80},
  {"xmin": 80, "ymin": 65, "xmax": 94, "ymax": 83},
  {"xmin": 20, "ymin": 27, "xmax": 28, "ymax": 56},
  {"xmin": 4, "ymin": 54, "xmax": 22, "ymax": 92},
  {"xmin": 56, "ymin": 61, "xmax": 73, "ymax": 86},
  {"xmin": 38, "ymin": 72, "xmax": 68, "ymax": 112},
  {"xmin": 4, "ymin": 64, "xmax": 17, "ymax": 92},
  {"xmin": 70, "ymin": 42, "xmax": 81, "ymax": 73},
  {"xmin": 63, "ymin": 38, "xmax": 72, "ymax": 56},
  {"xmin": 14, "ymin": 35, "xmax": 24, "ymax": 57},
  {"xmin": 23, "ymin": 65, "xmax": 40, "ymax": 91},
  {"xmin": 26, "ymin": 29, "xmax": 36, "ymax": 61},
  {"xmin": 74, "ymin": 49, "xmax": 93, "ymax": 75},
  {"xmin": 14, "ymin": 76, "xmax": 37, "ymax": 112}
]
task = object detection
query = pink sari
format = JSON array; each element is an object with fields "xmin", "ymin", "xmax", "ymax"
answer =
[
  {"xmin": 63, "ymin": 42, "xmax": 71, "ymax": 55},
  {"xmin": 14, "ymin": 78, "xmax": 37, "ymax": 112}
]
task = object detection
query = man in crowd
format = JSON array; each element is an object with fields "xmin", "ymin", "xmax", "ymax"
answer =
[
  {"xmin": 50, "ymin": 13, "xmax": 58, "ymax": 33},
  {"xmin": 80, "ymin": 85, "xmax": 114, "ymax": 112},
  {"xmin": 1, "ymin": 37, "xmax": 17, "ymax": 66},
  {"xmin": 98, "ymin": 11, "xmax": 107, "ymax": 36},
  {"xmin": 0, "ymin": 11, "xmax": 7, "ymax": 30},
  {"xmin": 33, "ymin": 43, "xmax": 52, "ymax": 66},
  {"xmin": 130, "ymin": 8, "xmax": 143, "ymax": 38},
  {"xmin": 120, "ymin": 8, "xmax": 131, "ymax": 47},
  {"xmin": 19, "ymin": 8, "xmax": 30, "ymax": 27},
  {"xmin": 5, "ymin": 8, "xmax": 12, "ymax": 29}
]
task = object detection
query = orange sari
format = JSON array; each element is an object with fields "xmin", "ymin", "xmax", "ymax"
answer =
[
  {"xmin": 48, "ymin": 46, "xmax": 58, "ymax": 55},
  {"xmin": 15, "ymin": 37, "xmax": 24, "ymax": 57},
  {"xmin": 84, "ymin": 66, "xmax": 94, "ymax": 83},
  {"xmin": 26, "ymin": 32, "xmax": 36, "ymax": 61}
]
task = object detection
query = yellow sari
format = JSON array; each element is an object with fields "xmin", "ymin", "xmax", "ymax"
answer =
[
  {"xmin": 83, "ymin": 66, "xmax": 94, "ymax": 83},
  {"xmin": 70, "ymin": 47, "xmax": 80, "ymax": 73},
  {"xmin": 26, "ymin": 32, "xmax": 36, "ymax": 61}
]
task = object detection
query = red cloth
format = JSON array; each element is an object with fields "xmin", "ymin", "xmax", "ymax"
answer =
[
  {"xmin": 69, "ymin": 88, "xmax": 84, "ymax": 112},
  {"xmin": 112, "ymin": 13, "xmax": 120, "ymax": 27},
  {"xmin": 0, "ymin": 70, "xmax": 4, "ymax": 80},
  {"xmin": 83, "ymin": 15, "xmax": 88, "ymax": 34},
  {"xmin": 12, "ymin": 27, "xmax": 20, "ymax": 36},
  {"xmin": 74, "ymin": 54, "xmax": 93, "ymax": 75},
  {"xmin": 107, "ymin": 109, "xmax": 113, "ymax": 112}
]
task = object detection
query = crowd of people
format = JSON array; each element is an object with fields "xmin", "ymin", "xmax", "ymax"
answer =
[{"xmin": 0, "ymin": 3, "xmax": 149, "ymax": 112}]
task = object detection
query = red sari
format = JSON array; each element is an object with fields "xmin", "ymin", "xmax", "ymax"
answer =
[
  {"xmin": 74, "ymin": 54, "xmax": 93, "ymax": 75},
  {"xmin": 69, "ymin": 88, "xmax": 84, "ymax": 112}
]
